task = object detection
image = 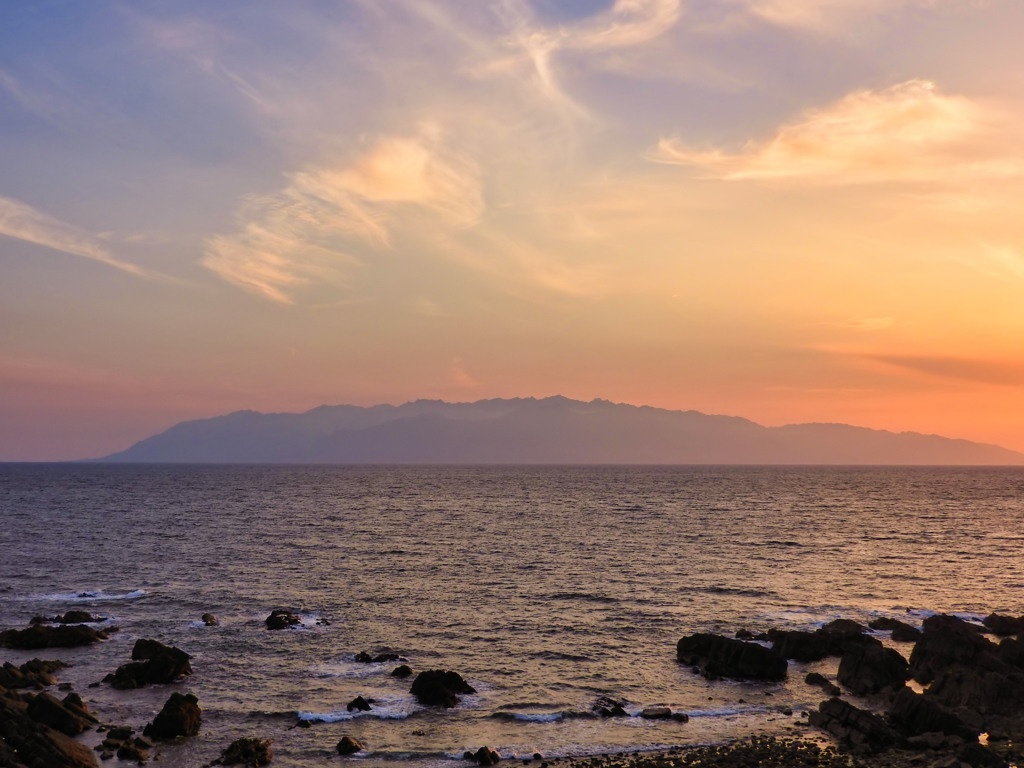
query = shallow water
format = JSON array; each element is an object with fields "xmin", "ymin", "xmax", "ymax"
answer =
[{"xmin": 2, "ymin": 464, "xmax": 1023, "ymax": 767}]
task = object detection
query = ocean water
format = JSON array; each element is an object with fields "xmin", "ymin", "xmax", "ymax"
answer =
[{"xmin": 2, "ymin": 464, "xmax": 1024, "ymax": 767}]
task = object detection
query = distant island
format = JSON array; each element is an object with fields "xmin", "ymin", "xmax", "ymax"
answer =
[{"xmin": 95, "ymin": 396, "xmax": 1023, "ymax": 465}]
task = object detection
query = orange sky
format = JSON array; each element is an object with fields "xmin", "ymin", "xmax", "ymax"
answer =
[{"xmin": 3, "ymin": 1, "xmax": 1024, "ymax": 460}]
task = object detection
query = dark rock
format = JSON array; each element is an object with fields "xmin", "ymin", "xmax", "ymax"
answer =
[
  {"xmin": 391, "ymin": 665, "xmax": 413, "ymax": 679},
  {"xmin": 639, "ymin": 706, "xmax": 672, "ymax": 719},
  {"xmin": 373, "ymin": 653, "xmax": 401, "ymax": 663},
  {"xmin": 868, "ymin": 617, "xmax": 922, "ymax": 642},
  {"xmin": 735, "ymin": 629, "xmax": 755, "ymax": 640},
  {"xmin": 56, "ymin": 610, "xmax": 102, "ymax": 624},
  {"xmin": 0, "ymin": 686, "xmax": 99, "ymax": 767},
  {"xmin": 837, "ymin": 636, "xmax": 909, "ymax": 694},
  {"xmin": 0, "ymin": 623, "xmax": 109, "ymax": 649},
  {"xmin": 336, "ymin": 736, "xmax": 364, "ymax": 755},
  {"xmin": 887, "ymin": 686, "xmax": 976, "ymax": 740},
  {"xmin": 909, "ymin": 614, "xmax": 995, "ymax": 684},
  {"xmin": 354, "ymin": 651, "xmax": 373, "ymax": 663},
  {"xmin": 808, "ymin": 697, "xmax": 904, "ymax": 754},
  {"xmin": 677, "ymin": 633, "xmax": 787, "ymax": 680},
  {"xmin": 201, "ymin": 613, "xmax": 218, "ymax": 626},
  {"xmin": 264, "ymin": 610, "xmax": 301, "ymax": 630},
  {"xmin": 804, "ymin": 672, "xmax": 841, "ymax": 697},
  {"xmin": 473, "ymin": 746, "xmax": 501, "ymax": 765},
  {"xmin": 116, "ymin": 741, "xmax": 148, "ymax": 763},
  {"xmin": 220, "ymin": 736, "xmax": 273, "ymax": 766},
  {"xmin": 347, "ymin": 696, "xmax": 372, "ymax": 712},
  {"xmin": 0, "ymin": 658, "xmax": 68, "ymax": 689},
  {"xmin": 958, "ymin": 741, "xmax": 1008, "ymax": 767},
  {"xmin": 591, "ymin": 696, "xmax": 628, "ymax": 718},
  {"xmin": 768, "ymin": 630, "xmax": 831, "ymax": 661},
  {"xmin": 410, "ymin": 670, "xmax": 476, "ymax": 707},
  {"xmin": 671, "ymin": 711, "xmax": 690, "ymax": 722},
  {"xmin": 998, "ymin": 636, "xmax": 1024, "ymax": 669},
  {"xmin": 26, "ymin": 691, "xmax": 98, "ymax": 736},
  {"xmin": 107, "ymin": 726, "xmax": 134, "ymax": 741},
  {"xmin": 143, "ymin": 692, "xmax": 201, "ymax": 739},
  {"xmin": 927, "ymin": 660, "xmax": 1024, "ymax": 718},
  {"xmin": 983, "ymin": 613, "xmax": 1024, "ymax": 637},
  {"xmin": 106, "ymin": 639, "xmax": 192, "ymax": 689}
]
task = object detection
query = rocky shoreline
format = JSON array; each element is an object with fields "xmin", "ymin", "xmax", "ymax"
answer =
[{"xmin": 3, "ymin": 608, "xmax": 1024, "ymax": 767}]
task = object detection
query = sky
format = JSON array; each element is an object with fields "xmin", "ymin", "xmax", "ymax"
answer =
[{"xmin": 4, "ymin": 0, "xmax": 1024, "ymax": 461}]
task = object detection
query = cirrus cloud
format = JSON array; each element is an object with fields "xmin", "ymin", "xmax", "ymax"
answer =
[{"xmin": 651, "ymin": 80, "xmax": 1020, "ymax": 184}]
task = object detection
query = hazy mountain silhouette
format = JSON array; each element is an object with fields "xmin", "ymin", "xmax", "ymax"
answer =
[{"xmin": 96, "ymin": 396, "xmax": 1023, "ymax": 464}]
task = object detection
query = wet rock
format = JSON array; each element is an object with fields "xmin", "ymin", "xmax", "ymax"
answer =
[
  {"xmin": 805, "ymin": 672, "xmax": 841, "ymax": 697},
  {"xmin": 591, "ymin": 696, "xmax": 628, "ymax": 718},
  {"xmin": 410, "ymin": 670, "xmax": 476, "ymax": 707},
  {"xmin": 983, "ymin": 613, "xmax": 1024, "ymax": 637},
  {"xmin": 219, "ymin": 736, "xmax": 273, "ymax": 766},
  {"xmin": 25, "ymin": 691, "xmax": 98, "ymax": 735},
  {"xmin": 769, "ymin": 620, "xmax": 867, "ymax": 662},
  {"xmin": 957, "ymin": 741, "xmax": 1008, "ymax": 767},
  {"xmin": 336, "ymin": 736, "xmax": 364, "ymax": 755},
  {"xmin": 347, "ymin": 696, "xmax": 372, "ymax": 712},
  {"xmin": 868, "ymin": 617, "xmax": 922, "ymax": 642},
  {"xmin": 143, "ymin": 692, "xmax": 201, "ymax": 739},
  {"xmin": 676, "ymin": 633, "xmax": 787, "ymax": 681},
  {"xmin": 264, "ymin": 610, "xmax": 301, "ymax": 630},
  {"xmin": 836, "ymin": 635, "xmax": 909, "ymax": 694},
  {"xmin": 0, "ymin": 623, "xmax": 109, "ymax": 649},
  {"xmin": 887, "ymin": 686, "xmax": 976, "ymax": 740},
  {"xmin": 808, "ymin": 697, "xmax": 904, "ymax": 754},
  {"xmin": 473, "ymin": 746, "xmax": 501, "ymax": 765},
  {"xmin": 116, "ymin": 739, "xmax": 149, "ymax": 764},
  {"xmin": 391, "ymin": 664, "xmax": 413, "ymax": 679},
  {"xmin": 0, "ymin": 658, "xmax": 68, "ymax": 689},
  {"xmin": 105, "ymin": 639, "xmax": 192, "ymax": 689},
  {"xmin": 909, "ymin": 614, "xmax": 995, "ymax": 685},
  {"xmin": 0, "ymin": 686, "xmax": 99, "ymax": 767},
  {"xmin": 202, "ymin": 613, "xmax": 219, "ymax": 626},
  {"xmin": 639, "ymin": 706, "xmax": 672, "ymax": 719}
]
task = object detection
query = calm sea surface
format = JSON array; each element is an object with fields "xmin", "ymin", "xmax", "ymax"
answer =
[{"xmin": 2, "ymin": 464, "xmax": 1024, "ymax": 767}]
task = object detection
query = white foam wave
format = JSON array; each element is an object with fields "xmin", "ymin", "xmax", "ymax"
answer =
[
  {"xmin": 8, "ymin": 589, "xmax": 147, "ymax": 604},
  {"xmin": 298, "ymin": 694, "xmax": 419, "ymax": 722}
]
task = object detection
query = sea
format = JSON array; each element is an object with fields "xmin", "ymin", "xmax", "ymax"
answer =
[{"xmin": 2, "ymin": 464, "xmax": 1024, "ymax": 767}]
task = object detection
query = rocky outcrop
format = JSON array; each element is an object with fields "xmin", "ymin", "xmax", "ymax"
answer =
[
  {"xmin": 808, "ymin": 697, "xmax": 904, "ymax": 754},
  {"xmin": 264, "ymin": 610, "xmax": 301, "ymax": 630},
  {"xmin": 218, "ymin": 736, "xmax": 273, "ymax": 766},
  {"xmin": 0, "ymin": 623, "xmax": 110, "ymax": 649},
  {"xmin": 25, "ymin": 691, "xmax": 97, "ymax": 735},
  {"xmin": 677, "ymin": 633, "xmax": 787, "ymax": 680},
  {"xmin": 0, "ymin": 686, "xmax": 99, "ymax": 767},
  {"xmin": 410, "ymin": 670, "xmax": 476, "ymax": 707},
  {"xmin": 391, "ymin": 664, "xmax": 413, "ymax": 679},
  {"xmin": 105, "ymin": 638, "xmax": 192, "ymax": 689},
  {"xmin": 143, "ymin": 692, "xmax": 201, "ymax": 739},
  {"xmin": 982, "ymin": 613, "xmax": 1024, "ymax": 636},
  {"xmin": 836, "ymin": 636, "xmax": 909, "ymax": 694},
  {"xmin": 908, "ymin": 614, "xmax": 990, "ymax": 684},
  {"xmin": 0, "ymin": 658, "xmax": 68, "ymax": 689},
  {"xmin": 470, "ymin": 746, "xmax": 501, "ymax": 765},
  {"xmin": 887, "ymin": 685, "xmax": 975, "ymax": 740},
  {"xmin": 868, "ymin": 617, "xmax": 922, "ymax": 642},
  {"xmin": 336, "ymin": 736, "xmax": 364, "ymax": 755},
  {"xmin": 768, "ymin": 620, "xmax": 867, "ymax": 662},
  {"xmin": 591, "ymin": 696, "xmax": 628, "ymax": 718}
]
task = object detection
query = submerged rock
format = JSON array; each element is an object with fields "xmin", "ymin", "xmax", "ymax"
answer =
[
  {"xmin": 336, "ymin": 736, "xmax": 364, "ymax": 755},
  {"xmin": 219, "ymin": 736, "xmax": 273, "ymax": 766},
  {"xmin": 347, "ymin": 695, "xmax": 372, "ymax": 712},
  {"xmin": 264, "ymin": 610, "xmax": 301, "ymax": 630},
  {"xmin": 202, "ymin": 613, "xmax": 219, "ymax": 626},
  {"xmin": 410, "ymin": 670, "xmax": 476, "ymax": 707},
  {"xmin": 391, "ymin": 664, "xmax": 413, "ymax": 679},
  {"xmin": 677, "ymin": 633, "xmax": 787, "ymax": 681},
  {"xmin": 591, "ymin": 696, "xmax": 628, "ymax": 718}
]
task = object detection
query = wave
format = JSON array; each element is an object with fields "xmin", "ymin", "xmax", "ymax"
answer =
[
  {"xmin": 546, "ymin": 592, "xmax": 619, "ymax": 604},
  {"xmin": 2, "ymin": 589, "xmax": 147, "ymax": 604},
  {"xmin": 529, "ymin": 651, "xmax": 593, "ymax": 662},
  {"xmin": 692, "ymin": 586, "xmax": 775, "ymax": 598}
]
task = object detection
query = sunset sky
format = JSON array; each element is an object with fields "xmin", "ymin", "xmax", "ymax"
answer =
[{"xmin": 4, "ymin": 0, "xmax": 1024, "ymax": 461}]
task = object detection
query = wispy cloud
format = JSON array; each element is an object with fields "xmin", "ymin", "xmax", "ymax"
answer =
[
  {"xmin": 0, "ymin": 196, "xmax": 145, "ymax": 275},
  {"xmin": 730, "ymin": 0, "xmax": 986, "ymax": 32},
  {"xmin": 867, "ymin": 353, "xmax": 1024, "ymax": 387},
  {"xmin": 202, "ymin": 128, "xmax": 484, "ymax": 302},
  {"xmin": 652, "ymin": 80, "xmax": 1019, "ymax": 184}
]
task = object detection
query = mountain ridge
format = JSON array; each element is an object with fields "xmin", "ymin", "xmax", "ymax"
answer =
[{"xmin": 94, "ymin": 396, "xmax": 1023, "ymax": 465}]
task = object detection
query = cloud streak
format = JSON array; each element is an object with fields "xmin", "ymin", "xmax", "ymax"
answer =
[
  {"xmin": 0, "ymin": 196, "xmax": 145, "ymax": 275},
  {"xmin": 202, "ymin": 129, "xmax": 484, "ymax": 303},
  {"xmin": 731, "ymin": 0, "xmax": 986, "ymax": 32},
  {"xmin": 652, "ymin": 80, "xmax": 1018, "ymax": 184}
]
